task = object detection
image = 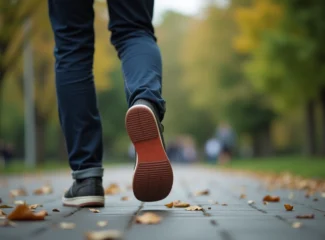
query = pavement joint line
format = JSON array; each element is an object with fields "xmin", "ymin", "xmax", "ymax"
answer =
[
  {"xmin": 126, "ymin": 202, "xmax": 144, "ymax": 230},
  {"xmin": 219, "ymin": 229, "xmax": 235, "ymax": 240},
  {"xmin": 291, "ymin": 201, "xmax": 325, "ymax": 213}
]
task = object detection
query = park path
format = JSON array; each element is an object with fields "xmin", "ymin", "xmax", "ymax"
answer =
[{"xmin": 0, "ymin": 165, "xmax": 325, "ymax": 240}]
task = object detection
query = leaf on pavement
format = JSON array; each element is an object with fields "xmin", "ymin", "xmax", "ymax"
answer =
[
  {"xmin": 173, "ymin": 200, "xmax": 190, "ymax": 208},
  {"xmin": 194, "ymin": 190, "xmax": 210, "ymax": 196},
  {"xmin": 14, "ymin": 200, "xmax": 25, "ymax": 205},
  {"xmin": 33, "ymin": 185, "xmax": 53, "ymax": 195},
  {"xmin": 105, "ymin": 183, "xmax": 120, "ymax": 195},
  {"xmin": 164, "ymin": 202, "xmax": 174, "ymax": 208},
  {"xmin": 89, "ymin": 208, "xmax": 100, "ymax": 213},
  {"xmin": 263, "ymin": 201, "xmax": 269, "ymax": 205},
  {"xmin": 7, "ymin": 204, "xmax": 47, "ymax": 221},
  {"xmin": 0, "ymin": 209, "xmax": 6, "ymax": 216},
  {"xmin": 0, "ymin": 220, "xmax": 16, "ymax": 227},
  {"xmin": 9, "ymin": 188, "xmax": 27, "ymax": 198},
  {"xmin": 121, "ymin": 196, "xmax": 129, "ymax": 201},
  {"xmin": 296, "ymin": 214, "xmax": 314, "ymax": 219},
  {"xmin": 29, "ymin": 204, "xmax": 43, "ymax": 210},
  {"xmin": 59, "ymin": 222, "xmax": 76, "ymax": 229},
  {"xmin": 292, "ymin": 222, "xmax": 302, "ymax": 229},
  {"xmin": 263, "ymin": 195, "xmax": 280, "ymax": 202},
  {"xmin": 221, "ymin": 203, "xmax": 228, "ymax": 206},
  {"xmin": 284, "ymin": 204, "xmax": 294, "ymax": 211},
  {"xmin": 0, "ymin": 205, "xmax": 13, "ymax": 209},
  {"xmin": 136, "ymin": 212, "xmax": 162, "ymax": 224},
  {"xmin": 97, "ymin": 221, "xmax": 108, "ymax": 227},
  {"xmin": 239, "ymin": 194, "xmax": 246, "ymax": 199},
  {"xmin": 185, "ymin": 206, "xmax": 203, "ymax": 211},
  {"xmin": 248, "ymin": 200, "xmax": 255, "ymax": 205},
  {"xmin": 52, "ymin": 209, "xmax": 60, "ymax": 212},
  {"xmin": 85, "ymin": 230, "xmax": 122, "ymax": 240}
]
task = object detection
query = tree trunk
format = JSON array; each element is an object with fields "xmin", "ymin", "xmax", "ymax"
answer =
[
  {"xmin": 320, "ymin": 87, "xmax": 325, "ymax": 156},
  {"xmin": 305, "ymin": 100, "xmax": 316, "ymax": 156},
  {"xmin": 260, "ymin": 126, "xmax": 273, "ymax": 157},
  {"xmin": 35, "ymin": 113, "xmax": 46, "ymax": 166}
]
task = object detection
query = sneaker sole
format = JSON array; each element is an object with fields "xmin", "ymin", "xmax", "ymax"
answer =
[
  {"xmin": 62, "ymin": 196, "xmax": 105, "ymax": 207},
  {"xmin": 126, "ymin": 105, "xmax": 173, "ymax": 202}
]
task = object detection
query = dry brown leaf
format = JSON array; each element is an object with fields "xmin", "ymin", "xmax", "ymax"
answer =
[
  {"xmin": 29, "ymin": 204, "xmax": 43, "ymax": 210},
  {"xmin": 9, "ymin": 188, "xmax": 27, "ymax": 198},
  {"xmin": 136, "ymin": 212, "xmax": 162, "ymax": 224},
  {"xmin": 52, "ymin": 209, "xmax": 60, "ymax": 212},
  {"xmin": 0, "ymin": 220, "xmax": 16, "ymax": 227},
  {"xmin": 296, "ymin": 214, "xmax": 315, "ymax": 219},
  {"xmin": 7, "ymin": 204, "xmax": 47, "ymax": 221},
  {"xmin": 97, "ymin": 221, "xmax": 108, "ymax": 227},
  {"xmin": 263, "ymin": 195, "xmax": 280, "ymax": 202},
  {"xmin": 194, "ymin": 190, "xmax": 210, "ymax": 196},
  {"xmin": 263, "ymin": 201, "xmax": 269, "ymax": 205},
  {"xmin": 173, "ymin": 200, "xmax": 190, "ymax": 208},
  {"xmin": 121, "ymin": 196, "xmax": 129, "ymax": 201},
  {"xmin": 185, "ymin": 206, "xmax": 203, "ymax": 211},
  {"xmin": 85, "ymin": 230, "xmax": 122, "ymax": 240},
  {"xmin": 284, "ymin": 204, "xmax": 294, "ymax": 211},
  {"xmin": 0, "ymin": 205, "xmax": 13, "ymax": 208},
  {"xmin": 221, "ymin": 203, "xmax": 228, "ymax": 206},
  {"xmin": 248, "ymin": 200, "xmax": 255, "ymax": 205},
  {"xmin": 14, "ymin": 200, "xmax": 25, "ymax": 205},
  {"xmin": 239, "ymin": 194, "xmax": 246, "ymax": 199},
  {"xmin": 33, "ymin": 185, "xmax": 53, "ymax": 195},
  {"xmin": 164, "ymin": 202, "xmax": 173, "ymax": 208},
  {"xmin": 0, "ymin": 209, "xmax": 6, "ymax": 216},
  {"xmin": 89, "ymin": 208, "xmax": 100, "ymax": 213},
  {"xmin": 292, "ymin": 222, "xmax": 302, "ymax": 229},
  {"xmin": 105, "ymin": 183, "xmax": 120, "ymax": 195},
  {"xmin": 59, "ymin": 222, "xmax": 76, "ymax": 229}
]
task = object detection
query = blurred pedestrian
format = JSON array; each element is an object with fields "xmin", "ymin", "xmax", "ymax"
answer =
[
  {"xmin": 48, "ymin": 0, "xmax": 173, "ymax": 206},
  {"xmin": 205, "ymin": 138, "xmax": 221, "ymax": 163},
  {"xmin": 217, "ymin": 122, "xmax": 236, "ymax": 164}
]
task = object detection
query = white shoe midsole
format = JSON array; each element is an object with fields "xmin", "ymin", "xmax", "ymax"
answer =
[{"xmin": 62, "ymin": 196, "xmax": 104, "ymax": 205}]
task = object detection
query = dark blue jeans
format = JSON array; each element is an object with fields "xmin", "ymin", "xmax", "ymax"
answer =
[{"xmin": 48, "ymin": 0, "xmax": 165, "ymax": 179}]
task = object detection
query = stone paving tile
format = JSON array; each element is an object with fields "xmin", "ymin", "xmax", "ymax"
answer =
[{"xmin": 1, "ymin": 165, "xmax": 325, "ymax": 240}]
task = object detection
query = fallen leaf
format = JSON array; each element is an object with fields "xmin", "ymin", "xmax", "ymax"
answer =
[
  {"xmin": 59, "ymin": 222, "xmax": 76, "ymax": 229},
  {"xmin": 0, "ymin": 205, "xmax": 13, "ymax": 208},
  {"xmin": 14, "ymin": 200, "xmax": 25, "ymax": 205},
  {"xmin": 263, "ymin": 201, "xmax": 269, "ymax": 205},
  {"xmin": 173, "ymin": 200, "xmax": 190, "ymax": 208},
  {"xmin": 52, "ymin": 209, "xmax": 60, "ymax": 212},
  {"xmin": 0, "ymin": 220, "xmax": 16, "ymax": 227},
  {"xmin": 33, "ymin": 185, "xmax": 53, "ymax": 195},
  {"xmin": 7, "ymin": 204, "xmax": 47, "ymax": 221},
  {"xmin": 248, "ymin": 200, "xmax": 255, "ymax": 205},
  {"xmin": 208, "ymin": 207, "xmax": 211, "ymax": 210},
  {"xmin": 292, "ymin": 222, "xmax": 302, "ymax": 229},
  {"xmin": 185, "ymin": 206, "xmax": 203, "ymax": 211},
  {"xmin": 164, "ymin": 202, "xmax": 173, "ymax": 208},
  {"xmin": 89, "ymin": 208, "xmax": 100, "ymax": 213},
  {"xmin": 263, "ymin": 195, "xmax": 280, "ymax": 202},
  {"xmin": 97, "ymin": 221, "xmax": 108, "ymax": 227},
  {"xmin": 194, "ymin": 190, "xmax": 210, "ymax": 196},
  {"xmin": 136, "ymin": 212, "xmax": 162, "ymax": 224},
  {"xmin": 239, "ymin": 194, "xmax": 246, "ymax": 199},
  {"xmin": 105, "ymin": 183, "xmax": 120, "ymax": 195},
  {"xmin": 296, "ymin": 214, "xmax": 314, "ymax": 219},
  {"xmin": 9, "ymin": 188, "xmax": 27, "ymax": 198},
  {"xmin": 284, "ymin": 204, "xmax": 294, "ymax": 211},
  {"xmin": 121, "ymin": 196, "xmax": 129, "ymax": 201},
  {"xmin": 221, "ymin": 203, "xmax": 228, "ymax": 206},
  {"xmin": 29, "ymin": 204, "xmax": 43, "ymax": 210},
  {"xmin": 208, "ymin": 200, "xmax": 218, "ymax": 204},
  {"xmin": 85, "ymin": 230, "xmax": 122, "ymax": 240},
  {"xmin": 0, "ymin": 209, "xmax": 6, "ymax": 216}
]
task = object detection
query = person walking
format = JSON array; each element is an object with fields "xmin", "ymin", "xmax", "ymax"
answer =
[{"xmin": 48, "ymin": 0, "xmax": 173, "ymax": 207}]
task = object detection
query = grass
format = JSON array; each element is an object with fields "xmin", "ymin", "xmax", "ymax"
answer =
[
  {"xmin": 219, "ymin": 156, "xmax": 325, "ymax": 179},
  {"xmin": 0, "ymin": 159, "xmax": 131, "ymax": 175}
]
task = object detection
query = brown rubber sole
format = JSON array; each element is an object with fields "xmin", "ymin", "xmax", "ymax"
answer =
[{"xmin": 126, "ymin": 105, "xmax": 173, "ymax": 202}]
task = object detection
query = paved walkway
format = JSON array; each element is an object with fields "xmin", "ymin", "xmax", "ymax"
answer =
[{"xmin": 0, "ymin": 165, "xmax": 324, "ymax": 240}]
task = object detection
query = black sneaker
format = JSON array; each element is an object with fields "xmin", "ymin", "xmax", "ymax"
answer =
[
  {"xmin": 62, "ymin": 177, "xmax": 105, "ymax": 207},
  {"xmin": 125, "ymin": 99, "xmax": 173, "ymax": 202}
]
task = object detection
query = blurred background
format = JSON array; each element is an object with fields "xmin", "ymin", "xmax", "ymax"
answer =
[{"xmin": 0, "ymin": 0, "xmax": 324, "ymax": 177}]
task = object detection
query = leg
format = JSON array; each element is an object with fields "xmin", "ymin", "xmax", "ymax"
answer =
[
  {"xmin": 107, "ymin": 0, "xmax": 165, "ymax": 121},
  {"xmin": 107, "ymin": 0, "xmax": 173, "ymax": 202},
  {"xmin": 48, "ymin": 0, "xmax": 104, "ymax": 206}
]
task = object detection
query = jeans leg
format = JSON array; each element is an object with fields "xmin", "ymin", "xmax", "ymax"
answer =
[
  {"xmin": 48, "ymin": 0, "xmax": 103, "ymax": 179},
  {"xmin": 107, "ymin": 0, "xmax": 166, "ymax": 121}
]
